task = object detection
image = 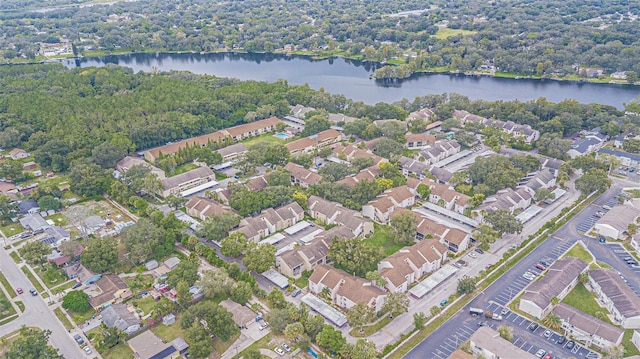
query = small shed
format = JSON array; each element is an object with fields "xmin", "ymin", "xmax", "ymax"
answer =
[
  {"xmin": 164, "ymin": 257, "xmax": 180, "ymax": 270},
  {"xmin": 145, "ymin": 260, "xmax": 159, "ymax": 271},
  {"xmin": 162, "ymin": 313, "xmax": 176, "ymax": 326}
]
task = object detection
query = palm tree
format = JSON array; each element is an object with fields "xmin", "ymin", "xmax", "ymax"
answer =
[
  {"xmin": 497, "ymin": 325, "xmax": 513, "ymax": 341},
  {"xmin": 542, "ymin": 313, "xmax": 562, "ymax": 330},
  {"xmin": 578, "ymin": 272, "xmax": 588, "ymax": 284},
  {"xmin": 603, "ymin": 344, "xmax": 625, "ymax": 359},
  {"xmin": 550, "ymin": 296, "xmax": 560, "ymax": 306}
]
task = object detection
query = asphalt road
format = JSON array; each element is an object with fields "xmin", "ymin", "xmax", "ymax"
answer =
[
  {"xmin": 0, "ymin": 249, "xmax": 88, "ymax": 359},
  {"xmin": 404, "ymin": 185, "xmax": 624, "ymax": 359}
]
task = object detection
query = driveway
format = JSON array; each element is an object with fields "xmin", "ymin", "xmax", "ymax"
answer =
[{"xmin": 0, "ymin": 249, "xmax": 89, "ymax": 359}]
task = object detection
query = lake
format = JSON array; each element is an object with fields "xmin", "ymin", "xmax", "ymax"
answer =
[{"xmin": 66, "ymin": 52, "xmax": 640, "ymax": 109}]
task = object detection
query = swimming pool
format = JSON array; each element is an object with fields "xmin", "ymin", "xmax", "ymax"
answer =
[{"xmin": 275, "ymin": 132, "xmax": 290, "ymax": 139}]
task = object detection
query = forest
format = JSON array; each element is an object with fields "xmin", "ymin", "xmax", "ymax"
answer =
[{"xmin": 1, "ymin": 0, "xmax": 640, "ymax": 80}]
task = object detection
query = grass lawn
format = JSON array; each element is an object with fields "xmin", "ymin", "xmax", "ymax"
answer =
[
  {"xmin": 1, "ymin": 223, "xmax": 23, "ymax": 237},
  {"xmin": 9, "ymin": 252, "xmax": 20, "ymax": 264},
  {"xmin": 0, "ymin": 290, "xmax": 17, "ymax": 320},
  {"xmin": 37, "ymin": 265, "xmax": 69, "ymax": 289},
  {"xmin": 170, "ymin": 162, "xmax": 198, "ymax": 176},
  {"xmin": 350, "ymin": 316, "xmax": 392, "ymax": 337},
  {"xmin": 132, "ymin": 296, "xmax": 158, "ymax": 315},
  {"xmin": 0, "ymin": 271, "xmax": 17, "ymax": 298},
  {"xmin": 102, "ymin": 343, "xmax": 134, "ymax": 359},
  {"xmin": 151, "ymin": 320, "xmax": 187, "ymax": 342},
  {"xmin": 294, "ymin": 271, "xmax": 312, "ymax": 289},
  {"xmin": 70, "ymin": 309, "xmax": 95, "ymax": 326},
  {"xmin": 44, "ymin": 213, "xmax": 68, "ymax": 226},
  {"xmin": 433, "ymin": 28, "xmax": 478, "ymax": 39},
  {"xmin": 562, "ymin": 244, "xmax": 594, "ymax": 264},
  {"xmin": 54, "ymin": 307, "xmax": 74, "ymax": 330},
  {"xmin": 51, "ymin": 280, "xmax": 76, "ymax": 295},
  {"xmin": 123, "ymin": 274, "xmax": 155, "ymax": 293},
  {"xmin": 363, "ymin": 223, "xmax": 406, "ymax": 256},
  {"xmin": 241, "ymin": 133, "xmax": 287, "ymax": 147},
  {"xmin": 213, "ymin": 331, "xmax": 241, "ymax": 355},
  {"xmin": 20, "ymin": 266, "xmax": 44, "ymax": 292},
  {"xmin": 15, "ymin": 301, "xmax": 24, "ymax": 312},
  {"xmin": 623, "ymin": 330, "xmax": 640, "ymax": 356},
  {"xmin": 562, "ymin": 283, "xmax": 612, "ymax": 324}
]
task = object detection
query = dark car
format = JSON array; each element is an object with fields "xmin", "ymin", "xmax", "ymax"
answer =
[
  {"xmin": 539, "ymin": 260, "xmax": 550, "ymax": 267},
  {"xmin": 566, "ymin": 340, "xmax": 575, "ymax": 349},
  {"xmin": 528, "ymin": 323, "xmax": 539, "ymax": 331},
  {"xmin": 71, "ymin": 282, "xmax": 82, "ymax": 289},
  {"xmin": 557, "ymin": 336, "xmax": 566, "ymax": 345},
  {"xmin": 474, "ymin": 248, "xmax": 484, "ymax": 254},
  {"xmin": 29, "ymin": 288, "xmax": 37, "ymax": 296},
  {"xmin": 291, "ymin": 289, "xmax": 302, "ymax": 297},
  {"xmin": 73, "ymin": 334, "xmax": 84, "ymax": 345}
]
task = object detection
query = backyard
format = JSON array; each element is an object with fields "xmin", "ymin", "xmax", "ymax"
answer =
[
  {"xmin": 363, "ymin": 223, "xmax": 406, "ymax": 256},
  {"xmin": 562, "ymin": 283, "xmax": 612, "ymax": 324}
]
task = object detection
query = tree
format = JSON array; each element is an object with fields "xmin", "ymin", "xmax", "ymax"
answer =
[
  {"xmin": 339, "ymin": 339, "xmax": 377, "ymax": 359},
  {"xmin": 472, "ymin": 224, "xmax": 500, "ymax": 245},
  {"xmin": 176, "ymin": 280, "xmax": 192, "ymax": 308},
  {"xmin": 383, "ymin": 292, "xmax": 410, "ymax": 318},
  {"xmin": 200, "ymin": 268, "xmax": 233, "ymax": 299},
  {"xmin": 373, "ymin": 138, "xmax": 404, "ymax": 159},
  {"xmin": 416, "ymin": 183, "xmax": 431, "ymax": 199},
  {"xmin": 628, "ymin": 223, "xmax": 638, "ymax": 236},
  {"xmin": 534, "ymin": 188, "xmax": 555, "ymax": 203},
  {"xmin": 68, "ymin": 159, "xmax": 113, "ymax": 197},
  {"xmin": 351, "ymin": 157, "xmax": 374, "ymax": 171},
  {"xmin": 328, "ymin": 237, "xmax": 384, "ymax": 277},
  {"xmin": 542, "ymin": 313, "xmax": 562, "ymax": 330},
  {"xmin": 413, "ymin": 312, "xmax": 427, "ymax": 330},
  {"xmin": 91, "ymin": 142, "xmax": 128, "ymax": 169},
  {"xmin": 185, "ymin": 321, "xmax": 214, "ymax": 359},
  {"xmin": 4, "ymin": 326, "xmax": 63, "ymax": 359},
  {"xmin": 62, "ymin": 290, "xmax": 90, "ymax": 313},
  {"xmin": 37, "ymin": 195, "xmax": 61, "ymax": 211},
  {"xmin": 242, "ymin": 242, "xmax": 276, "ymax": 273},
  {"xmin": 304, "ymin": 314, "xmax": 326, "ymax": 339},
  {"xmin": 456, "ymin": 276, "xmax": 476, "ymax": 296},
  {"xmin": 190, "ymin": 300, "xmax": 238, "ymax": 341},
  {"xmin": 267, "ymin": 170, "xmax": 292, "ymax": 187},
  {"xmin": 244, "ymin": 348, "xmax": 262, "ymax": 359},
  {"xmin": 167, "ymin": 259, "xmax": 200, "ymax": 287},
  {"xmin": 365, "ymin": 270, "xmax": 387, "ymax": 287},
  {"xmin": 347, "ymin": 303, "xmax": 375, "ymax": 333},
  {"xmin": 603, "ymin": 344, "xmax": 625, "ymax": 359},
  {"xmin": 497, "ymin": 325, "xmax": 513, "ymax": 341},
  {"xmin": 284, "ymin": 322, "xmax": 304, "ymax": 340},
  {"xmin": 468, "ymin": 156, "xmax": 524, "ymax": 195},
  {"xmin": 484, "ymin": 210, "xmax": 523, "ymax": 235},
  {"xmin": 166, "ymin": 194, "xmax": 188, "ymax": 210},
  {"xmin": 550, "ymin": 296, "xmax": 560, "ymax": 305},
  {"xmin": 390, "ymin": 211, "xmax": 417, "ymax": 244},
  {"xmin": 120, "ymin": 219, "xmax": 165, "ymax": 264},
  {"xmin": 196, "ymin": 212, "xmax": 241, "ymax": 243},
  {"xmin": 81, "ymin": 236, "xmax": 118, "ymax": 273},
  {"xmin": 267, "ymin": 308, "xmax": 293, "ymax": 333},
  {"xmin": 100, "ymin": 324, "xmax": 125, "ymax": 349},
  {"xmin": 20, "ymin": 241, "xmax": 50, "ymax": 265},
  {"xmin": 266, "ymin": 288, "xmax": 288, "ymax": 309},
  {"xmin": 578, "ymin": 272, "xmax": 588, "ymax": 284},
  {"xmin": 316, "ymin": 325, "xmax": 346, "ymax": 353},
  {"xmin": 430, "ymin": 305, "xmax": 442, "ymax": 316},
  {"xmin": 536, "ymin": 133, "xmax": 571, "ymax": 160},
  {"xmin": 575, "ymin": 168, "xmax": 611, "ymax": 193},
  {"xmin": 229, "ymin": 280, "xmax": 252, "ymax": 305},
  {"xmin": 220, "ymin": 232, "xmax": 248, "ymax": 258},
  {"xmin": 300, "ymin": 115, "xmax": 331, "ymax": 137},
  {"xmin": 627, "ymin": 71, "xmax": 638, "ymax": 85}
]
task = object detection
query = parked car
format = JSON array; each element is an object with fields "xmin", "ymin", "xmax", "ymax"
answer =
[
  {"xmin": 453, "ymin": 262, "xmax": 462, "ymax": 268},
  {"xmin": 566, "ymin": 340, "xmax": 575, "ymax": 349},
  {"xmin": 598, "ymin": 236, "xmax": 606, "ymax": 243},
  {"xmin": 543, "ymin": 354, "xmax": 554, "ymax": 359},
  {"xmin": 291, "ymin": 289, "xmax": 302, "ymax": 297},
  {"xmin": 477, "ymin": 321, "xmax": 487, "ymax": 327},
  {"xmin": 440, "ymin": 299, "xmax": 448, "ymax": 306},
  {"xmin": 282, "ymin": 343, "xmax": 292, "ymax": 352},
  {"xmin": 71, "ymin": 282, "xmax": 82, "ymax": 289},
  {"xmin": 535, "ymin": 349, "xmax": 546, "ymax": 358},
  {"xmin": 485, "ymin": 263, "xmax": 493, "ymax": 270},
  {"xmin": 16, "ymin": 288, "xmax": 23, "ymax": 294},
  {"xmin": 557, "ymin": 336, "xmax": 566, "ymax": 345},
  {"xmin": 274, "ymin": 347, "xmax": 285, "ymax": 356},
  {"xmin": 73, "ymin": 334, "xmax": 84, "ymax": 345},
  {"xmin": 83, "ymin": 346, "xmax": 92, "ymax": 355},
  {"xmin": 543, "ymin": 330, "xmax": 552, "ymax": 338},
  {"xmin": 475, "ymin": 248, "xmax": 484, "ymax": 254},
  {"xmin": 529, "ymin": 323, "xmax": 539, "ymax": 331},
  {"xmin": 501, "ymin": 308, "xmax": 509, "ymax": 315},
  {"xmin": 535, "ymin": 263, "xmax": 546, "ymax": 271},
  {"xmin": 259, "ymin": 322, "xmax": 269, "ymax": 331},
  {"xmin": 468, "ymin": 252, "xmax": 477, "ymax": 259},
  {"xmin": 29, "ymin": 288, "xmax": 37, "ymax": 296},
  {"xmin": 539, "ymin": 259, "xmax": 550, "ymax": 267}
]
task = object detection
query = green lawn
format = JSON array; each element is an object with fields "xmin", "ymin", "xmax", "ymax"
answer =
[
  {"xmin": 132, "ymin": 296, "xmax": 157, "ymax": 315},
  {"xmin": 102, "ymin": 343, "xmax": 134, "ymax": 359},
  {"xmin": 171, "ymin": 162, "xmax": 198, "ymax": 176},
  {"xmin": 9, "ymin": 252, "xmax": 20, "ymax": 264},
  {"xmin": 44, "ymin": 213, "xmax": 68, "ymax": 226},
  {"xmin": 54, "ymin": 307, "xmax": 74, "ymax": 330},
  {"xmin": 213, "ymin": 331, "xmax": 241, "ymax": 355},
  {"xmin": 562, "ymin": 283, "xmax": 612, "ymax": 324},
  {"xmin": 241, "ymin": 133, "xmax": 287, "ymax": 147},
  {"xmin": 0, "ymin": 290, "xmax": 16, "ymax": 320},
  {"xmin": 151, "ymin": 318, "xmax": 187, "ymax": 342},
  {"xmin": 0, "ymin": 271, "xmax": 17, "ymax": 298},
  {"xmin": 433, "ymin": 28, "xmax": 478, "ymax": 39},
  {"xmin": 70, "ymin": 309, "xmax": 94, "ymax": 326},
  {"xmin": 37, "ymin": 265, "xmax": 69, "ymax": 289},
  {"xmin": 51, "ymin": 281, "xmax": 76, "ymax": 295},
  {"xmin": 123, "ymin": 274, "xmax": 155, "ymax": 293},
  {"xmin": 363, "ymin": 223, "xmax": 406, "ymax": 256},
  {"xmin": 20, "ymin": 267, "xmax": 44, "ymax": 293},
  {"xmin": 1, "ymin": 224, "xmax": 23, "ymax": 237},
  {"xmin": 350, "ymin": 316, "xmax": 392, "ymax": 337},
  {"xmin": 623, "ymin": 330, "xmax": 640, "ymax": 356},
  {"xmin": 15, "ymin": 301, "xmax": 24, "ymax": 312},
  {"xmin": 562, "ymin": 244, "xmax": 594, "ymax": 264}
]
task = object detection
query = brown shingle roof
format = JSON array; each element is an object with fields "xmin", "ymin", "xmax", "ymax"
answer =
[
  {"xmin": 553, "ymin": 303, "xmax": 624, "ymax": 344},
  {"xmin": 284, "ymin": 162, "xmax": 323, "ymax": 185},
  {"xmin": 286, "ymin": 137, "xmax": 318, "ymax": 152},
  {"xmin": 225, "ymin": 117, "xmax": 280, "ymax": 137},
  {"xmin": 317, "ymin": 129, "xmax": 341, "ymax": 143},
  {"xmin": 160, "ymin": 166, "xmax": 215, "ymax": 191}
]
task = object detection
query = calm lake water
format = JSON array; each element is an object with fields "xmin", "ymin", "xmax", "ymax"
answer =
[{"xmin": 67, "ymin": 52, "xmax": 640, "ymax": 109}]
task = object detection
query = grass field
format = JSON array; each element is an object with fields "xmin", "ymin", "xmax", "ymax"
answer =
[
  {"xmin": 102, "ymin": 343, "xmax": 134, "ymax": 359},
  {"xmin": 54, "ymin": 307, "xmax": 74, "ymax": 330},
  {"xmin": 623, "ymin": 330, "xmax": 640, "ymax": 356},
  {"xmin": 9, "ymin": 252, "xmax": 20, "ymax": 264},
  {"xmin": 171, "ymin": 162, "xmax": 198, "ymax": 176},
  {"xmin": 433, "ymin": 28, "xmax": 477, "ymax": 39},
  {"xmin": 44, "ymin": 213, "xmax": 69, "ymax": 226},
  {"xmin": 241, "ymin": 133, "xmax": 287, "ymax": 147},
  {"xmin": 20, "ymin": 266, "xmax": 44, "ymax": 293},
  {"xmin": 0, "ymin": 271, "xmax": 17, "ymax": 298},
  {"xmin": 151, "ymin": 318, "xmax": 187, "ymax": 342},
  {"xmin": 123, "ymin": 274, "xmax": 155, "ymax": 293},
  {"xmin": 37, "ymin": 265, "xmax": 69, "ymax": 289},
  {"xmin": 363, "ymin": 223, "xmax": 406, "ymax": 256},
  {"xmin": 0, "ymin": 290, "xmax": 16, "ymax": 320},
  {"xmin": 51, "ymin": 280, "xmax": 76, "ymax": 295},
  {"xmin": 562, "ymin": 283, "xmax": 612, "ymax": 324},
  {"xmin": 562, "ymin": 243, "xmax": 594, "ymax": 264},
  {"xmin": 1, "ymin": 223, "xmax": 23, "ymax": 237},
  {"xmin": 132, "ymin": 296, "xmax": 157, "ymax": 315}
]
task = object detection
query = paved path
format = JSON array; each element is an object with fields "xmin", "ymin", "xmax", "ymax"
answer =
[{"xmin": 0, "ymin": 248, "xmax": 91, "ymax": 358}]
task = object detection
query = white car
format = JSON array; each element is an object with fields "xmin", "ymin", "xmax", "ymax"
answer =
[
  {"xmin": 83, "ymin": 346, "xmax": 92, "ymax": 355},
  {"xmin": 535, "ymin": 349, "xmax": 546, "ymax": 358},
  {"xmin": 274, "ymin": 347, "xmax": 285, "ymax": 356},
  {"xmin": 468, "ymin": 252, "xmax": 477, "ymax": 259},
  {"xmin": 522, "ymin": 272, "xmax": 535, "ymax": 280}
]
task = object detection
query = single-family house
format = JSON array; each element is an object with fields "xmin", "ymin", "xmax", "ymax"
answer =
[
  {"xmin": 553, "ymin": 303, "xmax": 624, "ymax": 349},
  {"xmin": 101, "ymin": 304, "xmax": 141, "ymax": 335},
  {"xmin": 9, "ymin": 148, "xmax": 29, "ymax": 160},
  {"xmin": 519, "ymin": 257, "xmax": 588, "ymax": 319},
  {"xmin": 19, "ymin": 213, "xmax": 50, "ymax": 232},
  {"xmin": 64, "ymin": 263, "xmax": 101, "ymax": 284},
  {"xmin": 594, "ymin": 205, "xmax": 640, "ymax": 240},
  {"xmin": 84, "ymin": 215, "xmax": 107, "ymax": 234},
  {"xmin": 588, "ymin": 269, "xmax": 640, "ymax": 329},
  {"xmin": 219, "ymin": 299, "xmax": 257, "ymax": 329},
  {"xmin": 47, "ymin": 241, "xmax": 84, "ymax": 266},
  {"xmin": 18, "ymin": 199, "xmax": 39, "ymax": 214},
  {"xmin": 308, "ymin": 264, "xmax": 386, "ymax": 313},
  {"xmin": 128, "ymin": 330, "xmax": 189, "ymax": 359},
  {"xmin": 307, "ymin": 195, "xmax": 374, "ymax": 237},
  {"xmin": 377, "ymin": 237, "xmax": 448, "ymax": 293},
  {"xmin": 40, "ymin": 226, "xmax": 70, "ymax": 247},
  {"xmin": 284, "ymin": 162, "xmax": 323, "ymax": 188},
  {"xmin": 0, "ymin": 181, "xmax": 18, "ymax": 195},
  {"xmin": 89, "ymin": 274, "xmax": 133, "ymax": 310},
  {"xmin": 470, "ymin": 327, "xmax": 537, "ymax": 359}
]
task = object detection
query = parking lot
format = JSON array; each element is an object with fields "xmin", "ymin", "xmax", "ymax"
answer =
[
  {"xmin": 606, "ymin": 242, "xmax": 640, "ymax": 295},
  {"xmin": 575, "ymin": 194, "xmax": 618, "ymax": 233}
]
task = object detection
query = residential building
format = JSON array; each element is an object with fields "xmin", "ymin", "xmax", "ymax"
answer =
[
  {"xmin": 474, "ymin": 187, "xmax": 532, "ymax": 219},
  {"xmin": 185, "ymin": 196, "xmax": 234, "ymax": 220},
  {"xmin": 398, "ymin": 156, "xmax": 429, "ymax": 180},
  {"xmin": 216, "ymin": 143, "xmax": 248, "ymax": 162},
  {"xmin": 245, "ymin": 175, "xmax": 269, "ymax": 192},
  {"xmin": 40, "ymin": 226, "xmax": 70, "ymax": 247},
  {"xmin": 101, "ymin": 304, "xmax": 141, "ymax": 335},
  {"xmin": 419, "ymin": 140, "xmax": 461, "ymax": 165},
  {"xmin": 0, "ymin": 181, "xmax": 18, "ymax": 195},
  {"xmin": 553, "ymin": 303, "xmax": 624, "ymax": 349},
  {"xmin": 9, "ymin": 148, "xmax": 29, "ymax": 160},
  {"xmin": 377, "ymin": 237, "xmax": 447, "ymax": 293},
  {"xmin": 327, "ymin": 113, "xmax": 358, "ymax": 124},
  {"xmin": 18, "ymin": 199, "xmax": 39, "ymax": 214},
  {"xmin": 588, "ymin": 269, "xmax": 640, "ymax": 328},
  {"xmin": 453, "ymin": 109, "xmax": 540, "ymax": 143},
  {"xmin": 128, "ymin": 331, "xmax": 189, "ymax": 359},
  {"xmin": 429, "ymin": 166, "xmax": 454, "ymax": 183},
  {"xmin": 440, "ymin": 227, "xmax": 471, "ymax": 254},
  {"xmin": 594, "ymin": 205, "xmax": 640, "ymax": 239},
  {"xmin": 337, "ymin": 165, "xmax": 380, "ymax": 187},
  {"xmin": 159, "ymin": 166, "xmax": 217, "ymax": 198},
  {"xmin": 405, "ymin": 133, "xmax": 436, "ymax": 149},
  {"xmin": 290, "ymin": 104, "xmax": 315, "ymax": 119},
  {"xmin": 19, "ymin": 213, "xmax": 50, "ymax": 232},
  {"xmin": 64, "ymin": 263, "xmax": 101, "ymax": 284},
  {"xmin": 286, "ymin": 137, "xmax": 318, "ymax": 155},
  {"xmin": 517, "ymin": 168, "xmax": 557, "ymax": 196},
  {"xmin": 144, "ymin": 117, "xmax": 280, "ymax": 162},
  {"xmin": 331, "ymin": 143, "xmax": 387, "ymax": 166},
  {"xmin": 470, "ymin": 327, "xmax": 537, "ymax": 359},
  {"xmin": 567, "ymin": 129, "xmax": 607, "ymax": 159},
  {"xmin": 116, "ymin": 156, "xmax": 166, "ymax": 179},
  {"xmin": 519, "ymin": 257, "xmax": 588, "ymax": 319},
  {"xmin": 421, "ymin": 178, "xmax": 471, "ymax": 215},
  {"xmin": 232, "ymin": 202, "xmax": 305, "ymax": 242},
  {"xmin": 308, "ymin": 264, "xmax": 386, "ymax": 313},
  {"xmin": 316, "ymin": 129, "xmax": 342, "ymax": 148},
  {"xmin": 284, "ymin": 162, "xmax": 323, "ymax": 188},
  {"xmin": 47, "ymin": 241, "xmax": 84, "ymax": 266},
  {"xmin": 597, "ymin": 148, "xmax": 640, "ymax": 168},
  {"xmin": 307, "ymin": 195, "xmax": 374, "ymax": 237},
  {"xmin": 88, "ymin": 274, "xmax": 132, "ymax": 310},
  {"xmin": 539, "ymin": 157, "xmax": 564, "ymax": 177},
  {"xmin": 407, "ymin": 108, "xmax": 435, "ymax": 122},
  {"xmin": 219, "ymin": 299, "xmax": 257, "ymax": 329},
  {"xmin": 362, "ymin": 185, "xmax": 415, "ymax": 223}
]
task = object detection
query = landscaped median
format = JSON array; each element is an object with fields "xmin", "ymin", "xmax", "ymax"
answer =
[
  {"xmin": 0, "ymin": 271, "xmax": 17, "ymax": 298},
  {"xmin": 383, "ymin": 192, "xmax": 598, "ymax": 358}
]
